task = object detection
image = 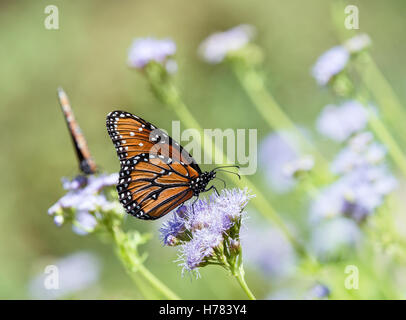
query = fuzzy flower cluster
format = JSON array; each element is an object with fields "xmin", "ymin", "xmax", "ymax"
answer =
[
  {"xmin": 259, "ymin": 130, "xmax": 314, "ymax": 194},
  {"xmin": 48, "ymin": 173, "xmax": 122, "ymax": 235},
  {"xmin": 317, "ymin": 100, "xmax": 368, "ymax": 142},
  {"xmin": 29, "ymin": 251, "xmax": 100, "ymax": 299},
  {"xmin": 199, "ymin": 24, "xmax": 256, "ymax": 64},
  {"xmin": 160, "ymin": 188, "xmax": 254, "ymax": 275},
  {"xmin": 344, "ymin": 33, "xmax": 371, "ymax": 54},
  {"xmin": 312, "ymin": 34, "xmax": 371, "ymax": 86},
  {"xmin": 312, "ymin": 46, "xmax": 349, "ymax": 86},
  {"xmin": 311, "ymin": 129, "xmax": 397, "ymax": 223},
  {"xmin": 128, "ymin": 37, "xmax": 177, "ymax": 73},
  {"xmin": 310, "ymin": 217, "xmax": 361, "ymax": 260},
  {"xmin": 242, "ymin": 220, "xmax": 296, "ymax": 278}
]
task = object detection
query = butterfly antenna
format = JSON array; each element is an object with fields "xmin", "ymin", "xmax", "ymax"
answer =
[
  {"xmin": 213, "ymin": 165, "xmax": 240, "ymax": 171},
  {"xmin": 215, "ymin": 169, "xmax": 241, "ymax": 180}
]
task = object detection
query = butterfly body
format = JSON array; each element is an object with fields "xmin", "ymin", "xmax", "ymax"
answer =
[
  {"xmin": 190, "ymin": 171, "xmax": 216, "ymax": 196},
  {"xmin": 58, "ymin": 87, "xmax": 97, "ymax": 175},
  {"xmin": 106, "ymin": 110, "xmax": 216, "ymax": 220}
]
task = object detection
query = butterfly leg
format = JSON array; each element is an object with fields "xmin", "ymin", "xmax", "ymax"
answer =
[
  {"xmin": 191, "ymin": 195, "xmax": 200, "ymax": 215},
  {"xmin": 204, "ymin": 185, "xmax": 220, "ymax": 196}
]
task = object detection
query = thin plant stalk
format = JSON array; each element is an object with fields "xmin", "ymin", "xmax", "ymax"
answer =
[
  {"xmin": 110, "ymin": 225, "xmax": 181, "ymax": 300},
  {"xmin": 366, "ymin": 107, "xmax": 406, "ymax": 178},
  {"xmin": 355, "ymin": 81, "xmax": 406, "ymax": 179},
  {"xmin": 234, "ymin": 267, "xmax": 256, "ymax": 300},
  {"xmin": 231, "ymin": 251, "xmax": 256, "ymax": 300},
  {"xmin": 331, "ymin": 1, "xmax": 406, "ymax": 145},
  {"xmin": 171, "ymin": 100, "xmax": 303, "ymax": 250},
  {"xmin": 355, "ymin": 53, "xmax": 406, "ymax": 146},
  {"xmin": 158, "ymin": 87, "xmax": 314, "ymax": 263},
  {"xmin": 231, "ymin": 64, "xmax": 331, "ymax": 179},
  {"xmin": 144, "ymin": 63, "xmax": 319, "ymax": 265}
]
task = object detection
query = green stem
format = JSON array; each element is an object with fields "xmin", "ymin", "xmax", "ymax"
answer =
[
  {"xmin": 234, "ymin": 265, "xmax": 256, "ymax": 300},
  {"xmin": 125, "ymin": 268, "xmax": 160, "ymax": 299},
  {"xmin": 354, "ymin": 76, "xmax": 406, "ymax": 179},
  {"xmin": 330, "ymin": 2, "xmax": 406, "ymax": 146},
  {"xmin": 366, "ymin": 107, "xmax": 406, "ymax": 178},
  {"xmin": 145, "ymin": 63, "xmax": 316, "ymax": 261},
  {"xmin": 168, "ymin": 98, "xmax": 309, "ymax": 260},
  {"xmin": 232, "ymin": 64, "xmax": 331, "ymax": 178},
  {"xmin": 355, "ymin": 53, "xmax": 406, "ymax": 146},
  {"xmin": 111, "ymin": 225, "xmax": 181, "ymax": 300}
]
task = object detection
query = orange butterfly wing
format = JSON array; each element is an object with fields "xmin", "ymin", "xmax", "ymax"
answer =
[{"xmin": 106, "ymin": 111, "xmax": 200, "ymax": 219}]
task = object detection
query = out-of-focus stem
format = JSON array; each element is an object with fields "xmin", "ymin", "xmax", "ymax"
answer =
[
  {"xmin": 111, "ymin": 225, "xmax": 181, "ymax": 300},
  {"xmin": 355, "ymin": 53, "xmax": 406, "ymax": 146},
  {"xmin": 168, "ymin": 98, "xmax": 307, "ymax": 255},
  {"xmin": 366, "ymin": 107, "xmax": 406, "ymax": 178},
  {"xmin": 354, "ymin": 76, "xmax": 406, "ymax": 179},
  {"xmin": 231, "ymin": 64, "xmax": 331, "ymax": 179},
  {"xmin": 144, "ymin": 63, "xmax": 317, "ymax": 262}
]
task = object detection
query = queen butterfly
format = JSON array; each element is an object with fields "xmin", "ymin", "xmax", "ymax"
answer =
[
  {"xmin": 58, "ymin": 87, "xmax": 97, "ymax": 175},
  {"xmin": 106, "ymin": 110, "xmax": 238, "ymax": 220}
]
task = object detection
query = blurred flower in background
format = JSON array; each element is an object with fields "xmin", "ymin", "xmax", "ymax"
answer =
[
  {"xmin": 283, "ymin": 155, "xmax": 315, "ymax": 180},
  {"xmin": 311, "ymin": 129, "xmax": 397, "ymax": 223},
  {"xmin": 242, "ymin": 218, "xmax": 296, "ymax": 278},
  {"xmin": 310, "ymin": 217, "xmax": 361, "ymax": 261},
  {"xmin": 312, "ymin": 46, "xmax": 349, "ymax": 86},
  {"xmin": 28, "ymin": 251, "xmax": 100, "ymax": 299},
  {"xmin": 72, "ymin": 210, "xmax": 98, "ymax": 236},
  {"xmin": 312, "ymin": 34, "xmax": 371, "ymax": 87},
  {"xmin": 316, "ymin": 101, "xmax": 368, "ymax": 142},
  {"xmin": 199, "ymin": 24, "xmax": 255, "ymax": 64},
  {"xmin": 344, "ymin": 33, "xmax": 372, "ymax": 54},
  {"xmin": 259, "ymin": 131, "xmax": 312, "ymax": 193},
  {"xmin": 128, "ymin": 37, "xmax": 177, "ymax": 72},
  {"xmin": 266, "ymin": 283, "xmax": 330, "ymax": 300},
  {"xmin": 305, "ymin": 283, "xmax": 330, "ymax": 300}
]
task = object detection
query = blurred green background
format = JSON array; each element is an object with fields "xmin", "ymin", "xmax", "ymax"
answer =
[{"xmin": 1, "ymin": 0, "xmax": 406, "ymax": 299}]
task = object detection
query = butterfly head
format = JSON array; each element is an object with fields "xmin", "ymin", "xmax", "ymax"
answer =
[{"xmin": 190, "ymin": 171, "xmax": 216, "ymax": 196}]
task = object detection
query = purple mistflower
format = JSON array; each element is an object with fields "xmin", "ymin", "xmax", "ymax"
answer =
[
  {"xmin": 310, "ymin": 180, "xmax": 348, "ymax": 222},
  {"xmin": 128, "ymin": 37, "xmax": 177, "ymax": 71},
  {"xmin": 72, "ymin": 210, "xmax": 98, "ymax": 236},
  {"xmin": 348, "ymin": 131, "xmax": 374, "ymax": 151},
  {"xmin": 310, "ymin": 217, "xmax": 361, "ymax": 260},
  {"xmin": 28, "ymin": 251, "xmax": 100, "ymax": 299},
  {"xmin": 242, "ymin": 219, "xmax": 296, "ymax": 278},
  {"xmin": 283, "ymin": 155, "xmax": 315, "ymax": 179},
  {"xmin": 212, "ymin": 188, "xmax": 254, "ymax": 222},
  {"xmin": 179, "ymin": 228, "xmax": 224, "ymax": 274},
  {"xmin": 312, "ymin": 46, "xmax": 349, "ymax": 86},
  {"xmin": 344, "ymin": 33, "xmax": 371, "ymax": 54},
  {"xmin": 311, "ymin": 165, "xmax": 397, "ymax": 223},
  {"xmin": 343, "ymin": 166, "xmax": 397, "ymax": 209},
  {"xmin": 48, "ymin": 173, "xmax": 122, "ymax": 230},
  {"xmin": 306, "ymin": 284, "xmax": 330, "ymax": 300},
  {"xmin": 259, "ymin": 131, "xmax": 307, "ymax": 193},
  {"xmin": 161, "ymin": 188, "xmax": 254, "ymax": 275},
  {"xmin": 62, "ymin": 175, "xmax": 88, "ymax": 191},
  {"xmin": 199, "ymin": 24, "xmax": 255, "ymax": 64},
  {"xmin": 313, "ymin": 125, "xmax": 397, "ymax": 224},
  {"xmin": 159, "ymin": 211, "xmax": 186, "ymax": 246},
  {"xmin": 331, "ymin": 140, "xmax": 386, "ymax": 175},
  {"xmin": 316, "ymin": 101, "xmax": 368, "ymax": 142}
]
